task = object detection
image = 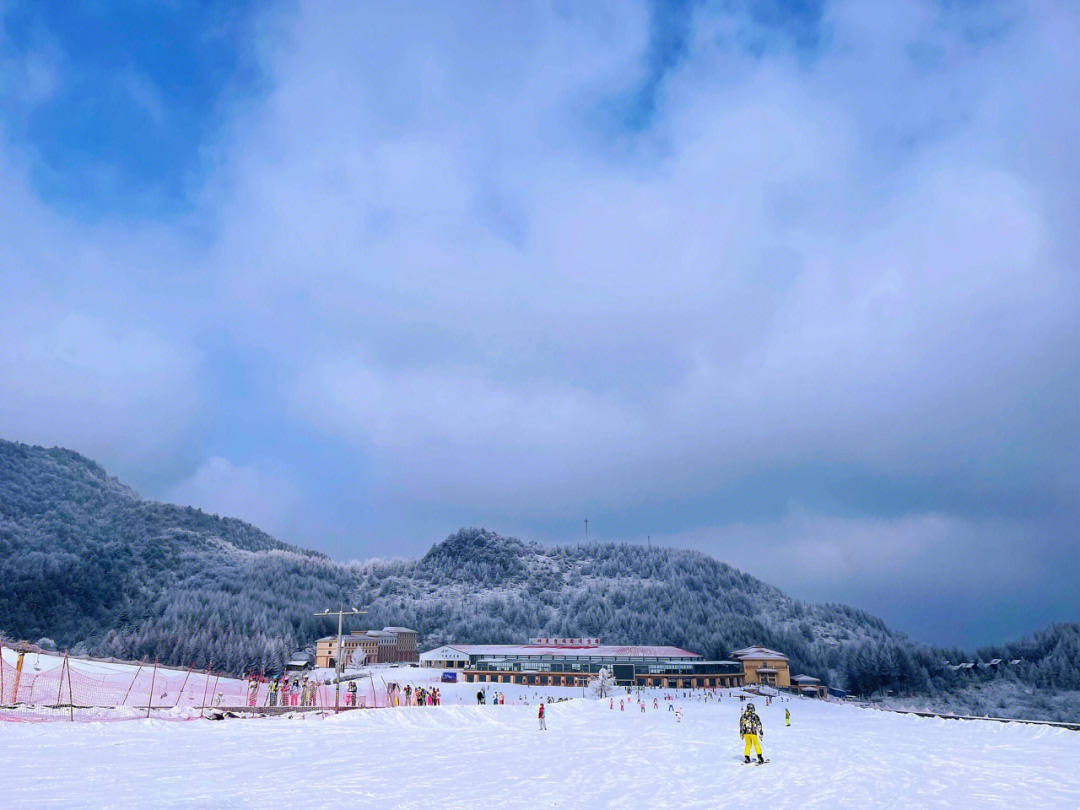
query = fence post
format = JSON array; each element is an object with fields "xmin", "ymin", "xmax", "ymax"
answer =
[
  {"xmin": 199, "ymin": 660, "xmax": 213, "ymax": 719},
  {"xmin": 174, "ymin": 665, "xmax": 193, "ymax": 709},
  {"xmin": 121, "ymin": 661, "xmax": 144, "ymax": 707},
  {"xmin": 12, "ymin": 650, "xmax": 25, "ymax": 705},
  {"xmin": 66, "ymin": 653, "xmax": 74, "ymax": 722},
  {"xmin": 56, "ymin": 654, "xmax": 68, "ymax": 708},
  {"xmin": 146, "ymin": 659, "xmax": 158, "ymax": 719},
  {"xmin": 211, "ymin": 671, "xmax": 221, "ymax": 710}
]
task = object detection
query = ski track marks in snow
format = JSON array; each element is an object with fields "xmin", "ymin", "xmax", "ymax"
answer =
[{"xmin": 3, "ymin": 685, "xmax": 1079, "ymax": 809}]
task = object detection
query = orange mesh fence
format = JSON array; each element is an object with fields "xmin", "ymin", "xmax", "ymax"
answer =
[{"xmin": 0, "ymin": 648, "xmax": 390, "ymax": 722}]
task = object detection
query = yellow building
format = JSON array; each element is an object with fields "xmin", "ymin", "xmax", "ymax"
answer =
[
  {"xmin": 314, "ymin": 627, "xmax": 418, "ymax": 669},
  {"xmin": 730, "ymin": 645, "xmax": 791, "ymax": 688},
  {"xmin": 315, "ymin": 634, "xmax": 377, "ymax": 670}
]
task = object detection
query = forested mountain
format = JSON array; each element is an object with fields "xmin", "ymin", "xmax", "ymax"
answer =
[
  {"xmin": 355, "ymin": 528, "xmax": 917, "ymax": 689},
  {"xmin": 1, "ymin": 439, "xmax": 1076, "ymax": 720},
  {"xmin": 0, "ymin": 440, "xmax": 355, "ymax": 674}
]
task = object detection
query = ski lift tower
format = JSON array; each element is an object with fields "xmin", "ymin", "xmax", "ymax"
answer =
[{"xmin": 314, "ymin": 606, "xmax": 367, "ymax": 711}]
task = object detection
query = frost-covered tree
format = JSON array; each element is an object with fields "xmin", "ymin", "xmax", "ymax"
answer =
[
  {"xmin": 592, "ymin": 667, "xmax": 615, "ymax": 698},
  {"xmin": 347, "ymin": 648, "xmax": 368, "ymax": 672}
]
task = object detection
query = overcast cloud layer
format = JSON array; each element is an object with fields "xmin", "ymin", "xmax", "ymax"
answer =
[{"xmin": 1, "ymin": 1, "xmax": 1077, "ymax": 647}]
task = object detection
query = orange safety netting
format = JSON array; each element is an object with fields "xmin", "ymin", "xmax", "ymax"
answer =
[{"xmin": 0, "ymin": 649, "xmax": 390, "ymax": 722}]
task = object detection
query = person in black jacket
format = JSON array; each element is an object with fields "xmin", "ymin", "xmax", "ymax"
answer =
[{"xmin": 740, "ymin": 703, "xmax": 765, "ymax": 764}]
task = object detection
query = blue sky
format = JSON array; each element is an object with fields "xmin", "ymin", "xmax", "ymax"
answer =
[{"xmin": 1, "ymin": 0, "xmax": 1077, "ymax": 648}]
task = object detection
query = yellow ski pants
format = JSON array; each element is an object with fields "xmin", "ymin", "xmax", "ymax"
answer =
[{"xmin": 744, "ymin": 734, "xmax": 762, "ymax": 757}]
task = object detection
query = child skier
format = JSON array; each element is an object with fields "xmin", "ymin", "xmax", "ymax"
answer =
[
  {"xmin": 785, "ymin": 708, "xmax": 791, "ymax": 727},
  {"xmin": 538, "ymin": 702, "xmax": 547, "ymax": 731},
  {"xmin": 740, "ymin": 702, "xmax": 765, "ymax": 764}
]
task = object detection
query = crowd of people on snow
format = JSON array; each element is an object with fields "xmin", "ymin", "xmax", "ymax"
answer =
[
  {"xmin": 247, "ymin": 674, "xmax": 322, "ymax": 708},
  {"xmin": 399, "ymin": 684, "xmax": 442, "ymax": 706}
]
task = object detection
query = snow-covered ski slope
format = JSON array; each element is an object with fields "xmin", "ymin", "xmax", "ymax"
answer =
[{"xmin": 3, "ymin": 680, "xmax": 1078, "ymax": 809}]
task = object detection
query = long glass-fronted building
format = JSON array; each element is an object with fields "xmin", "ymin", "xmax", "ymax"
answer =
[{"xmin": 419, "ymin": 639, "xmax": 743, "ymax": 687}]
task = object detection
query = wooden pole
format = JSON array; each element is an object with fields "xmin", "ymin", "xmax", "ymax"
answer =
[
  {"xmin": 0, "ymin": 639, "xmax": 5, "ymax": 705},
  {"xmin": 146, "ymin": 659, "xmax": 158, "ymax": 719},
  {"xmin": 174, "ymin": 664, "xmax": 193, "ymax": 708},
  {"xmin": 56, "ymin": 654, "xmax": 67, "ymax": 706},
  {"xmin": 211, "ymin": 671, "xmax": 221, "ymax": 709},
  {"xmin": 199, "ymin": 660, "xmax": 213, "ymax": 718},
  {"xmin": 121, "ymin": 661, "xmax": 144, "ymax": 706},
  {"xmin": 66, "ymin": 653, "xmax": 74, "ymax": 721},
  {"xmin": 12, "ymin": 651, "xmax": 25, "ymax": 704}
]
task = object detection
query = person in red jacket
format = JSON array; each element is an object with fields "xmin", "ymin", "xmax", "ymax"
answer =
[{"xmin": 538, "ymin": 702, "xmax": 547, "ymax": 731}]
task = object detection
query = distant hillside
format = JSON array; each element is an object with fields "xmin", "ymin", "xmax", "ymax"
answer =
[
  {"xmin": 0, "ymin": 440, "xmax": 355, "ymax": 673},
  {"xmin": 355, "ymin": 527, "xmax": 918, "ymax": 688},
  {"xmin": 1, "ymin": 439, "xmax": 1076, "ymax": 721}
]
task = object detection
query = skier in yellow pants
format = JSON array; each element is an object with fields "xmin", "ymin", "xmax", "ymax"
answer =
[{"xmin": 740, "ymin": 703, "xmax": 765, "ymax": 764}]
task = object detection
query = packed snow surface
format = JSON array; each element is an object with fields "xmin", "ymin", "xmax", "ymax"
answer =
[{"xmin": 4, "ymin": 677, "xmax": 1078, "ymax": 809}]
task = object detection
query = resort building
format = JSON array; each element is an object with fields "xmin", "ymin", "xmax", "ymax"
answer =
[
  {"xmin": 791, "ymin": 674, "xmax": 827, "ymax": 697},
  {"xmin": 419, "ymin": 638, "xmax": 743, "ymax": 688},
  {"xmin": 315, "ymin": 627, "xmax": 418, "ymax": 669},
  {"xmin": 730, "ymin": 646, "xmax": 791, "ymax": 688}
]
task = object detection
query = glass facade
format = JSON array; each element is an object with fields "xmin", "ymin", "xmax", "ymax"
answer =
[{"xmin": 460, "ymin": 653, "xmax": 742, "ymax": 686}]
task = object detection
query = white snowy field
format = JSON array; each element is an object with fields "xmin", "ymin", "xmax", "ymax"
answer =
[{"xmin": 4, "ymin": 681, "xmax": 1079, "ymax": 809}]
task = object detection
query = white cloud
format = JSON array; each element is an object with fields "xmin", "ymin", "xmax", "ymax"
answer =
[
  {"xmin": 0, "ymin": 140, "xmax": 204, "ymax": 474},
  {"xmin": 1, "ymin": 0, "xmax": 1077, "ymax": 642},
  {"xmin": 167, "ymin": 457, "xmax": 301, "ymax": 541},
  {"xmin": 203, "ymin": 0, "xmax": 1079, "ymax": 521},
  {"xmin": 0, "ymin": 308, "xmax": 200, "ymax": 467}
]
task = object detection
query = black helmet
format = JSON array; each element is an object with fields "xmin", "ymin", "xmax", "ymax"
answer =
[{"xmin": 747, "ymin": 702, "xmax": 756, "ymax": 711}]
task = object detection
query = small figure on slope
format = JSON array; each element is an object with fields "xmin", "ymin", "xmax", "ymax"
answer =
[
  {"xmin": 740, "ymin": 702, "xmax": 765, "ymax": 765},
  {"xmin": 538, "ymin": 702, "xmax": 547, "ymax": 731},
  {"xmin": 785, "ymin": 708, "xmax": 791, "ymax": 727}
]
